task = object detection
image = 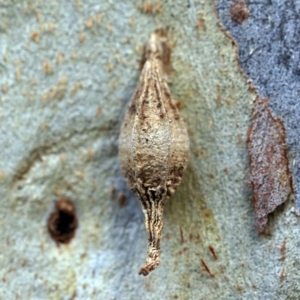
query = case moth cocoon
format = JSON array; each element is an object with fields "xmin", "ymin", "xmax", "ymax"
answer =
[{"xmin": 118, "ymin": 30, "xmax": 189, "ymax": 275}]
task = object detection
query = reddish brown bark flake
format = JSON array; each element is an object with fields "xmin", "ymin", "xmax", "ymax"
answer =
[
  {"xmin": 201, "ymin": 259, "xmax": 214, "ymax": 277},
  {"xmin": 208, "ymin": 245, "xmax": 218, "ymax": 261},
  {"xmin": 247, "ymin": 98, "xmax": 293, "ymax": 233},
  {"xmin": 230, "ymin": 1, "xmax": 249, "ymax": 25},
  {"xmin": 180, "ymin": 226, "xmax": 184, "ymax": 244},
  {"xmin": 118, "ymin": 193, "xmax": 127, "ymax": 207}
]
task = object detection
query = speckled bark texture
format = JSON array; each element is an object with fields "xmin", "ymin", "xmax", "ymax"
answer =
[{"xmin": 0, "ymin": 0, "xmax": 298, "ymax": 299}]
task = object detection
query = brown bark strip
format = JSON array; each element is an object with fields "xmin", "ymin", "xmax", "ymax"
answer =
[
  {"xmin": 208, "ymin": 245, "xmax": 218, "ymax": 261},
  {"xmin": 180, "ymin": 226, "xmax": 184, "ymax": 244},
  {"xmin": 247, "ymin": 98, "xmax": 293, "ymax": 233},
  {"xmin": 201, "ymin": 259, "xmax": 214, "ymax": 277}
]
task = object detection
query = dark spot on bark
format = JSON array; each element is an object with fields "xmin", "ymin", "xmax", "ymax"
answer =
[
  {"xmin": 230, "ymin": 1, "xmax": 249, "ymax": 25},
  {"xmin": 118, "ymin": 193, "xmax": 127, "ymax": 207},
  {"xmin": 175, "ymin": 101, "xmax": 183, "ymax": 110},
  {"xmin": 48, "ymin": 198, "xmax": 78, "ymax": 244}
]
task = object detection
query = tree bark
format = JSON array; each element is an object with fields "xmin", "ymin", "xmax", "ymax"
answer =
[{"xmin": 0, "ymin": 0, "xmax": 297, "ymax": 299}]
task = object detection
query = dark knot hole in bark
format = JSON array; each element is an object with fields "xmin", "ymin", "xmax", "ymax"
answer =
[{"xmin": 47, "ymin": 198, "xmax": 78, "ymax": 245}]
